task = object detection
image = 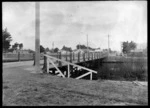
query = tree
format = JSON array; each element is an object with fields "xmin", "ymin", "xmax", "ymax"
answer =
[
  {"xmin": 45, "ymin": 47, "xmax": 50, "ymax": 52},
  {"xmin": 40, "ymin": 45, "xmax": 45, "ymax": 53},
  {"xmin": 129, "ymin": 41, "xmax": 136, "ymax": 50},
  {"xmin": 19, "ymin": 43, "xmax": 23, "ymax": 50},
  {"xmin": 54, "ymin": 48, "xmax": 59, "ymax": 53},
  {"xmin": 62, "ymin": 45, "xmax": 72, "ymax": 52},
  {"xmin": 76, "ymin": 44, "xmax": 94, "ymax": 50},
  {"xmin": 122, "ymin": 41, "xmax": 137, "ymax": 54},
  {"xmin": 12, "ymin": 42, "xmax": 19, "ymax": 51},
  {"xmin": 3, "ymin": 28, "xmax": 12, "ymax": 52}
]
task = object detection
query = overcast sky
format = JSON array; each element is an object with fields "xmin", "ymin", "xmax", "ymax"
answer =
[{"xmin": 2, "ymin": 1, "xmax": 147, "ymax": 51}]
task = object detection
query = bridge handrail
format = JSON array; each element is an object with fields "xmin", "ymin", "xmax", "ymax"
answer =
[{"xmin": 43, "ymin": 54, "xmax": 97, "ymax": 74}]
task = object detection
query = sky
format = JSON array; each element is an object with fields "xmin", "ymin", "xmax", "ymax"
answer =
[{"xmin": 2, "ymin": 1, "xmax": 147, "ymax": 51}]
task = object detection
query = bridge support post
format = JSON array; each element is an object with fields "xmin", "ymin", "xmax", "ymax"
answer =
[
  {"xmin": 68, "ymin": 64, "xmax": 70, "ymax": 78},
  {"xmin": 42, "ymin": 51, "xmax": 47, "ymax": 73}
]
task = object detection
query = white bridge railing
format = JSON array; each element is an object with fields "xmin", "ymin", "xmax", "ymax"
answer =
[{"xmin": 43, "ymin": 54, "xmax": 97, "ymax": 80}]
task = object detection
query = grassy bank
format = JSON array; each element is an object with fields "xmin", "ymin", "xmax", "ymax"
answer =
[{"xmin": 3, "ymin": 65, "xmax": 147, "ymax": 106}]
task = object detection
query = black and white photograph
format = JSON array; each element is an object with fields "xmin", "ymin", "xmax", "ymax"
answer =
[{"xmin": 2, "ymin": 1, "xmax": 147, "ymax": 106}]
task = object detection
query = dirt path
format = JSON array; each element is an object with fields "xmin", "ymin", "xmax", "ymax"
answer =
[{"xmin": 3, "ymin": 64, "xmax": 148, "ymax": 106}]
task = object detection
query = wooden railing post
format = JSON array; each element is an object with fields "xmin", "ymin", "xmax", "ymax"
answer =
[
  {"xmin": 83, "ymin": 53, "xmax": 85, "ymax": 62},
  {"xmin": 59, "ymin": 52, "xmax": 62, "ymax": 67},
  {"xmin": 96, "ymin": 52, "xmax": 97, "ymax": 59},
  {"xmin": 66, "ymin": 51, "xmax": 68, "ymax": 61},
  {"xmin": 70, "ymin": 52, "xmax": 72, "ymax": 63},
  {"xmin": 56, "ymin": 52, "xmax": 59, "ymax": 63},
  {"xmin": 78, "ymin": 52, "xmax": 80, "ymax": 62},
  {"xmin": 73, "ymin": 52, "xmax": 75, "ymax": 61},
  {"xmin": 88, "ymin": 52, "xmax": 89, "ymax": 61}
]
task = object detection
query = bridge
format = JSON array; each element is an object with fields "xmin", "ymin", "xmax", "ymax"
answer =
[{"xmin": 42, "ymin": 51, "xmax": 108, "ymax": 80}]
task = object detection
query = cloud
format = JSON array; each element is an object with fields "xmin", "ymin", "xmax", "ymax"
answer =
[{"xmin": 2, "ymin": 1, "xmax": 147, "ymax": 51}]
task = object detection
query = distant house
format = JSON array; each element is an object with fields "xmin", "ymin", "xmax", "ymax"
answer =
[
  {"xmin": 59, "ymin": 50, "xmax": 70, "ymax": 55},
  {"xmin": 73, "ymin": 49, "xmax": 85, "ymax": 54},
  {"xmin": 73, "ymin": 49, "xmax": 96, "ymax": 54}
]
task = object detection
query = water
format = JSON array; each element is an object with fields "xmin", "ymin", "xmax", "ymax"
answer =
[{"xmin": 95, "ymin": 61, "xmax": 147, "ymax": 81}]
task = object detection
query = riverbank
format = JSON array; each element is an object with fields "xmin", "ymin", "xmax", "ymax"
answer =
[{"xmin": 3, "ymin": 64, "xmax": 147, "ymax": 106}]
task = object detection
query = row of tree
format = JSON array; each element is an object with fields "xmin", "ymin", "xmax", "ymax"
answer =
[
  {"xmin": 122, "ymin": 41, "xmax": 137, "ymax": 54},
  {"xmin": 76, "ymin": 44, "xmax": 94, "ymax": 50},
  {"xmin": 3, "ymin": 28, "xmax": 137, "ymax": 54}
]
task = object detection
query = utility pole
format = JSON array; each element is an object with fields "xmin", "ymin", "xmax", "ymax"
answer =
[{"xmin": 35, "ymin": 2, "xmax": 40, "ymax": 73}]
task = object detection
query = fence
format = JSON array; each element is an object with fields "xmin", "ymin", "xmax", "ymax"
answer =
[{"xmin": 3, "ymin": 53, "xmax": 35, "ymax": 62}]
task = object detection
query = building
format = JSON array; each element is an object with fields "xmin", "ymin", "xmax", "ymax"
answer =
[
  {"xmin": 59, "ymin": 50, "xmax": 70, "ymax": 55},
  {"xmin": 73, "ymin": 49, "xmax": 84, "ymax": 54}
]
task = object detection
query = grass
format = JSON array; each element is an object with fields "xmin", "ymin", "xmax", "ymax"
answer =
[{"xmin": 3, "ymin": 64, "xmax": 148, "ymax": 106}]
